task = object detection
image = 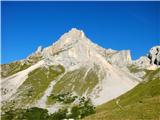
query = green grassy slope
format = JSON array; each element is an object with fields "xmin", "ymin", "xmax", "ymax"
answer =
[
  {"xmin": 47, "ymin": 66, "xmax": 99, "ymax": 105},
  {"xmin": 84, "ymin": 68, "xmax": 160, "ymax": 120},
  {"xmin": 127, "ymin": 65, "xmax": 143, "ymax": 73},
  {"xmin": 1, "ymin": 55, "xmax": 42, "ymax": 78},
  {"xmin": 1, "ymin": 62, "xmax": 31, "ymax": 78}
]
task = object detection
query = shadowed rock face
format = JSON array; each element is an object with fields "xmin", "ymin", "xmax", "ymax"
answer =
[{"xmin": 148, "ymin": 46, "xmax": 160, "ymax": 65}]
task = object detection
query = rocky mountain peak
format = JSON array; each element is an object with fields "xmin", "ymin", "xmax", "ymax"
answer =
[
  {"xmin": 41, "ymin": 28, "xmax": 134, "ymax": 68},
  {"xmin": 35, "ymin": 46, "xmax": 43, "ymax": 53},
  {"xmin": 57, "ymin": 28, "xmax": 86, "ymax": 44},
  {"xmin": 41, "ymin": 28, "xmax": 93, "ymax": 67},
  {"xmin": 68, "ymin": 28, "xmax": 85, "ymax": 36}
]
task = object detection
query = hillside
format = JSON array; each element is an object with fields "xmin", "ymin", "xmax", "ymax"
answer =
[{"xmin": 84, "ymin": 68, "xmax": 160, "ymax": 120}]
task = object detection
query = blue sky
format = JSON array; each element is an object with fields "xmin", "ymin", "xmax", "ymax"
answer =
[{"xmin": 1, "ymin": 1, "xmax": 160, "ymax": 64}]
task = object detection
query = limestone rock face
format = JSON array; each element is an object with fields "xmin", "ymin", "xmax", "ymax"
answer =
[
  {"xmin": 148, "ymin": 46, "xmax": 160, "ymax": 65},
  {"xmin": 105, "ymin": 50, "xmax": 132, "ymax": 67},
  {"xmin": 35, "ymin": 46, "xmax": 43, "ymax": 54},
  {"xmin": 133, "ymin": 56, "xmax": 151, "ymax": 68},
  {"xmin": 129, "ymin": 46, "xmax": 160, "ymax": 79},
  {"xmin": 132, "ymin": 46, "xmax": 160, "ymax": 70},
  {"xmin": 42, "ymin": 28, "xmax": 132, "ymax": 69},
  {"xmin": 42, "ymin": 28, "xmax": 94, "ymax": 68}
]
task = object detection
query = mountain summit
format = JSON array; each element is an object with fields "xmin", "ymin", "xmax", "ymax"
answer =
[
  {"xmin": 60, "ymin": 28, "xmax": 85, "ymax": 40},
  {"xmin": 1, "ymin": 28, "xmax": 159, "ymax": 114}
]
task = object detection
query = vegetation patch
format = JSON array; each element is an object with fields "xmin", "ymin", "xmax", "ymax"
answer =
[
  {"xmin": 127, "ymin": 65, "xmax": 143, "ymax": 73},
  {"xmin": 1, "ymin": 62, "xmax": 31, "ymax": 78},
  {"xmin": 2, "ymin": 97, "xmax": 95, "ymax": 120},
  {"xmin": 144, "ymin": 68, "xmax": 160, "ymax": 80},
  {"xmin": 1, "ymin": 55, "xmax": 42, "ymax": 78},
  {"xmin": 48, "ymin": 66, "xmax": 99, "ymax": 105},
  {"xmin": 51, "ymin": 67, "xmax": 87, "ymax": 95},
  {"xmin": 1, "ymin": 107, "xmax": 49, "ymax": 120},
  {"xmin": 47, "ymin": 92, "xmax": 78, "ymax": 105}
]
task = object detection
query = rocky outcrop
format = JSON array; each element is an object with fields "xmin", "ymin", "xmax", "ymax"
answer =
[
  {"xmin": 105, "ymin": 50, "xmax": 132, "ymax": 67},
  {"xmin": 132, "ymin": 46, "xmax": 160, "ymax": 70},
  {"xmin": 148, "ymin": 46, "xmax": 160, "ymax": 65},
  {"xmin": 129, "ymin": 46, "xmax": 160, "ymax": 79},
  {"xmin": 133, "ymin": 56, "xmax": 151, "ymax": 68},
  {"xmin": 35, "ymin": 46, "xmax": 43, "ymax": 54}
]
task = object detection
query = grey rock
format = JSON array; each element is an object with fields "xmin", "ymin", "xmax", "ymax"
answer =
[
  {"xmin": 42, "ymin": 28, "xmax": 132, "ymax": 68},
  {"xmin": 36, "ymin": 46, "xmax": 43, "ymax": 53},
  {"xmin": 132, "ymin": 46, "xmax": 160, "ymax": 70},
  {"xmin": 133, "ymin": 56, "xmax": 151, "ymax": 69},
  {"xmin": 105, "ymin": 50, "xmax": 132, "ymax": 67},
  {"xmin": 148, "ymin": 46, "xmax": 160, "ymax": 65}
]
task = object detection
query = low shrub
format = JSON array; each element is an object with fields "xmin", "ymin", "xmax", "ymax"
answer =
[{"xmin": 1, "ymin": 97, "xmax": 95, "ymax": 120}]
